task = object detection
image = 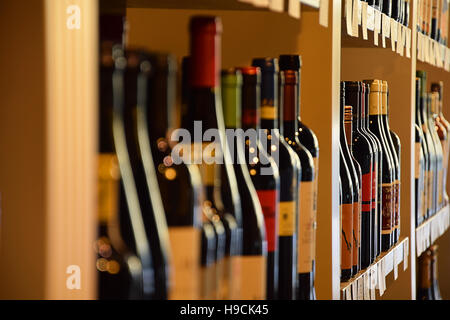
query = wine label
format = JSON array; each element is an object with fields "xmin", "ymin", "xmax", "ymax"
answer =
[
  {"xmin": 341, "ymin": 203, "xmax": 353, "ymax": 271},
  {"xmin": 369, "ymin": 92, "xmax": 381, "ymax": 115},
  {"xmin": 381, "ymin": 183, "xmax": 394, "ymax": 234},
  {"xmin": 98, "ymin": 153, "xmax": 120, "ymax": 224},
  {"xmin": 229, "ymin": 256, "xmax": 242, "ymax": 300},
  {"xmin": 362, "ymin": 171, "xmax": 373, "ymax": 213},
  {"xmin": 353, "ymin": 194, "xmax": 361, "ymax": 268},
  {"xmin": 415, "ymin": 142, "xmax": 421, "ymax": 179},
  {"xmin": 260, "ymin": 105, "xmax": 277, "ymax": 120},
  {"xmin": 298, "ymin": 181, "xmax": 315, "ymax": 273},
  {"xmin": 393, "ymin": 180, "xmax": 400, "ymax": 230},
  {"xmin": 278, "ymin": 201, "xmax": 295, "ymax": 236},
  {"xmin": 168, "ymin": 227, "xmax": 201, "ymax": 300},
  {"xmin": 256, "ymin": 189, "xmax": 278, "ymax": 252},
  {"xmin": 239, "ymin": 255, "xmax": 267, "ymax": 300},
  {"xmin": 312, "ymin": 157, "xmax": 319, "ymax": 264}
]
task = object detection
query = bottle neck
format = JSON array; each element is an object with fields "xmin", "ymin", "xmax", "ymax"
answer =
[
  {"xmin": 345, "ymin": 88, "xmax": 360, "ymax": 130},
  {"xmin": 242, "ymin": 83, "xmax": 260, "ymax": 131},
  {"xmin": 259, "ymin": 71, "xmax": 278, "ymax": 130},
  {"xmin": 222, "ymin": 82, "xmax": 241, "ymax": 129},
  {"xmin": 281, "ymin": 75, "xmax": 299, "ymax": 136},
  {"xmin": 368, "ymin": 91, "xmax": 382, "ymax": 117},
  {"xmin": 381, "ymin": 91, "xmax": 390, "ymax": 130},
  {"xmin": 344, "ymin": 110, "xmax": 353, "ymax": 148}
]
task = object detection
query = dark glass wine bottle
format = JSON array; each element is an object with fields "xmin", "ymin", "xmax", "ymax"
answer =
[
  {"xmin": 222, "ymin": 68, "xmax": 267, "ymax": 300},
  {"xmin": 416, "ymin": 77, "xmax": 431, "ymax": 221},
  {"xmin": 421, "ymin": 75, "xmax": 437, "ymax": 217},
  {"xmin": 137, "ymin": 53, "xmax": 203, "ymax": 300},
  {"xmin": 97, "ymin": 42, "xmax": 145, "ymax": 300},
  {"xmin": 432, "ymin": 81, "xmax": 450, "ymax": 206},
  {"xmin": 238, "ymin": 66, "xmax": 280, "ymax": 300},
  {"xmin": 430, "ymin": 244, "xmax": 442, "ymax": 300},
  {"xmin": 252, "ymin": 58, "xmax": 300, "ymax": 300},
  {"xmin": 431, "ymin": 0, "xmax": 439, "ymax": 40},
  {"xmin": 381, "ymin": 81, "xmax": 401, "ymax": 244},
  {"xmin": 186, "ymin": 16, "xmax": 241, "ymax": 299},
  {"xmin": 116, "ymin": 49, "xmax": 172, "ymax": 299},
  {"xmin": 391, "ymin": 0, "xmax": 401, "ymax": 21},
  {"xmin": 279, "ymin": 68, "xmax": 316, "ymax": 300},
  {"xmin": 344, "ymin": 82, "xmax": 374, "ymax": 269},
  {"xmin": 111, "ymin": 47, "xmax": 159, "ymax": 299},
  {"xmin": 279, "ymin": 55, "xmax": 318, "ymax": 299},
  {"xmin": 364, "ymin": 79, "xmax": 394, "ymax": 251},
  {"xmin": 415, "ymin": 122, "xmax": 426, "ymax": 227},
  {"xmin": 362, "ymin": 83, "xmax": 382, "ymax": 260},
  {"xmin": 340, "ymin": 82, "xmax": 353, "ymax": 282},
  {"xmin": 417, "ymin": 250, "xmax": 434, "ymax": 300},
  {"xmin": 343, "ymin": 105, "xmax": 362, "ymax": 274},
  {"xmin": 382, "ymin": 0, "xmax": 392, "ymax": 16}
]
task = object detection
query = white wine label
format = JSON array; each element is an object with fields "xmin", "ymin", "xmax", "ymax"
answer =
[
  {"xmin": 319, "ymin": 0, "xmax": 329, "ymax": 27},
  {"xmin": 361, "ymin": 1, "xmax": 368, "ymax": 39},
  {"xmin": 278, "ymin": 201, "xmax": 295, "ymax": 236},
  {"xmin": 298, "ymin": 181, "xmax": 315, "ymax": 273},
  {"xmin": 345, "ymin": 0, "xmax": 353, "ymax": 35},
  {"xmin": 239, "ymin": 255, "xmax": 267, "ymax": 300},
  {"xmin": 352, "ymin": 0, "xmax": 359, "ymax": 37},
  {"xmin": 364, "ymin": 273, "xmax": 370, "ymax": 300},
  {"xmin": 351, "ymin": 281, "xmax": 357, "ymax": 300},
  {"xmin": 168, "ymin": 227, "xmax": 201, "ymax": 300},
  {"xmin": 98, "ymin": 154, "xmax": 120, "ymax": 224},
  {"xmin": 357, "ymin": 277, "xmax": 363, "ymax": 300}
]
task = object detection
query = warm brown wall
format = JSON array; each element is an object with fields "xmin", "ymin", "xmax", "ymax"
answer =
[{"xmin": 0, "ymin": 0, "xmax": 47, "ymax": 299}]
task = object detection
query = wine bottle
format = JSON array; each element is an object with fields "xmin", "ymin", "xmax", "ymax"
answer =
[
  {"xmin": 343, "ymin": 105, "xmax": 362, "ymax": 274},
  {"xmin": 364, "ymin": 79, "xmax": 394, "ymax": 251},
  {"xmin": 382, "ymin": 0, "xmax": 392, "ymax": 16},
  {"xmin": 112, "ymin": 47, "xmax": 160, "ymax": 299},
  {"xmin": 97, "ymin": 42, "xmax": 145, "ymax": 299},
  {"xmin": 417, "ymin": 250, "xmax": 434, "ymax": 300},
  {"xmin": 415, "ymin": 122, "xmax": 426, "ymax": 227},
  {"xmin": 340, "ymin": 140, "xmax": 354, "ymax": 283},
  {"xmin": 416, "ymin": 77, "xmax": 432, "ymax": 221},
  {"xmin": 137, "ymin": 53, "xmax": 203, "ymax": 300},
  {"xmin": 116, "ymin": 49, "xmax": 172, "ymax": 299},
  {"xmin": 430, "ymin": 244, "xmax": 442, "ymax": 300},
  {"xmin": 222, "ymin": 68, "xmax": 267, "ymax": 300},
  {"xmin": 279, "ymin": 55, "xmax": 319, "ymax": 299},
  {"xmin": 430, "ymin": 92, "xmax": 446, "ymax": 210},
  {"xmin": 238, "ymin": 66, "xmax": 280, "ymax": 300},
  {"xmin": 279, "ymin": 67, "xmax": 316, "ymax": 299},
  {"xmin": 431, "ymin": 81, "xmax": 450, "ymax": 206},
  {"xmin": 344, "ymin": 82, "xmax": 374, "ymax": 269},
  {"xmin": 362, "ymin": 82, "xmax": 382, "ymax": 260},
  {"xmin": 186, "ymin": 16, "xmax": 240, "ymax": 299},
  {"xmin": 252, "ymin": 58, "xmax": 301, "ymax": 300},
  {"xmin": 431, "ymin": 0, "xmax": 439, "ymax": 40},
  {"xmin": 180, "ymin": 56, "xmax": 217, "ymax": 300},
  {"xmin": 381, "ymin": 81, "xmax": 401, "ymax": 244},
  {"xmin": 392, "ymin": 0, "xmax": 401, "ymax": 21}
]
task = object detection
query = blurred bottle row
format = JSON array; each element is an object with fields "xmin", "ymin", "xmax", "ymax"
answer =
[
  {"xmin": 417, "ymin": 0, "xmax": 449, "ymax": 44},
  {"xmin": 415, "ymin": 72, "xmax": 450, "ymax": 227},
  {"xmin": 339, "ymin": 79, "xmax": 401, "ymax": 282},
  {"xmin": 95, "ymin": 15, "xmax": 320, "ymax": 300}
]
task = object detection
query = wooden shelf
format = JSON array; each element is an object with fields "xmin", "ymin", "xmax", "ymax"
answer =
[
  {"xmin": 416, "ymin": 205, "xmax": 450, "ymax": 257},
  {"xmin": 340, "ymin": 237, "xmax": 409, "ymax": 300}
]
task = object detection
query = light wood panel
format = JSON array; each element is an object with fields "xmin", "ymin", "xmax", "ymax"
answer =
[{"xmin": 44, "ymin": 0, "xmax": 98, "ymax": 299}]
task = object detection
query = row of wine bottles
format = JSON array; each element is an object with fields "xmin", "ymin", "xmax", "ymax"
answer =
[
  {"xmin": 339, "ymin": 80, "xmax": 401, "ymax": 282},
  {"xmin": 363, "ymin": 0, "xmax": 410, "ymax": 27},
  {"xmin": 417, "ymin": 0, "xmax": 449, "ymax": 44},
  {"xmin": 415, "ymin": 72, "xmax": 450, "ymax": 227},
  {"xmin": 96, "ymin": 15, "xmax": 320, "ymax": 300},
  {"xmin": 417, "ymin": 244, "xmax": 442, "ymax": 300}
]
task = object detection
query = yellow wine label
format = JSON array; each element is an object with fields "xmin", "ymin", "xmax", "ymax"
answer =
[
  {"xmin": 415, "ymin": 142, "xmax": 421, "ymax": 179},
  {"xmin": 369, "ymin": 92, "xmax": 381, "ymax": 115},
  {"xmin": 278, "ymin": 201, "xmax": 295, "ymax": 236},
  {"xmin": 168, "ymin": 227, "xmax": 201, "ymax": 300},
  {"xmin": 98, "ymin": 154, "xmax": 120, "ymax": 224},
  {"xmin": 197, "ymin": 142, "xmax": 219, "ymax": 186},
  {"xmin": 260, "ymin": 105, "xmax": 277, "ymax": 120},
  {"xmin": 312, "ymin": 158, "xmax": 319, "ymax": 264},
  {"xmin": 298, "ymin": 181, "xmax": 314, "ymax": 273},
  {"xmin": 381, "ymin": 94, "xmax": 388, "ymax": 115},
  {"xmin": 239, "ymin": 255, "xmax": 267, "ymax": 300}
]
